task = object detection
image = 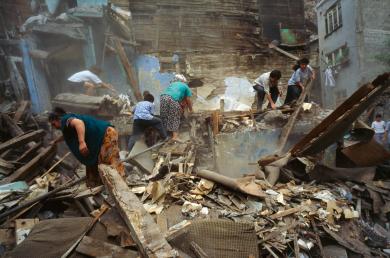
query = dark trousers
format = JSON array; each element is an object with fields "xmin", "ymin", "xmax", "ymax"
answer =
[
  {"xmin": 284, "ymin": 85, "xmax": 302, "ymax": 105},
  {"xmin": 127, "ymin": 117, "xmax": 167, "ymax": 152},
  {"xmin": 253, "ymin": 85, "xmax": 279, "ymax": 110}
]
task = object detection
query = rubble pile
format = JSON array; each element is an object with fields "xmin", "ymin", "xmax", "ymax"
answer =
[
  {"xmin": 0, "ymin": 74, "xmax": 389, "ymax": 258},
  {"xmin": 126, "ymin": 166, "xmax": 390, "ymax": 257}
]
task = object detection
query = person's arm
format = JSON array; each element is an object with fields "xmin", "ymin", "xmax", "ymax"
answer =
[
  {"xmin": 309, "ymin": 66, "xmax": 316, "ymax": 80},
  {"xmin": 69, "ymin": 118, "xmax": 89, "ymax": 156},
  {"xmin": 185, "ymin": 97, "xmax": 193, "ymax": 112},
  {"xmin": 266, "ymin": 94, "xmax": 276, "ymax": 109},
  {"xmin": 97, "ymin": 82, "xmax": 117, "ymax": 93}
]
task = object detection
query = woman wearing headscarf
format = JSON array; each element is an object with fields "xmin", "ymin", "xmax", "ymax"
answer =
[
  {"xmin": 49, "ymin": 107, "xmax": 124, "ymax": 186},
  {"xmin": 160, "ymin": 74, "xmax": 193, "ymax": 140}
]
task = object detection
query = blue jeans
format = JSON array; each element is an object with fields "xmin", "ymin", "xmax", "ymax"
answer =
[
  {"xmin": 127, "ymin": 117, "xmax": 167, "ymax": 152},
  {"xmin": 374, "ymin": 133, "xmax": 385, "ymax": 145},
  {"xmin": 253, "ymin": 85, "xmax": 279, "ymax": 110}
]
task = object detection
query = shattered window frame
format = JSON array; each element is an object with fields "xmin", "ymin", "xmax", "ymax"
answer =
[
  {"xmin": 325, "ymin": 1, "xmax": 342, "ymax": 36},
  {"xmin": 325, "ymin": 44, "xmax": 349, "ymax": 67}
]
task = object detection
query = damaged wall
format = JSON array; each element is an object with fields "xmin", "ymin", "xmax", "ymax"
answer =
[
  {"xmin": 118, "ymin": 0, "xmax": 315, "ymax": 111},
  {"xmin": 317, "ymin": 0, "xmax": 390, "ymax": 108},
  {"xmin": 127, "ymin": 0, "xmax": 260, "ymax": 53}
]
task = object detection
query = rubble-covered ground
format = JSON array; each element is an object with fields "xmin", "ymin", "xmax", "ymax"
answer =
[{"xmin": 1, "ymin": 73, "xmax": 390, "ymax": 258}]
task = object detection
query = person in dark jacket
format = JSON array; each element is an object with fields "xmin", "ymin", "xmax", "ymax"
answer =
[{"xmin": 49, "ymin": 107, "xmax": 124, "ymax": 186}]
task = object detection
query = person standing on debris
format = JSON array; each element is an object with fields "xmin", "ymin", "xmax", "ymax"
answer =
[
  {"xmin": 252, "ymin": 70, "xmax": 282, "ymax": 111},
  {"xmin": 49, "ymin": 107, "xmax": 124, "ymax": 187},
  {"xmin": 284, "ymin": 58, "xmax": 315, "ymax": 105},
  {"xmin": 67, "ymin": 66, "xmax": 115, "ymax": 96},
  {"xmin": 160, "ymin": 74, "xmax": 193, "ymax": 140},
  {"xmin": 371, "ymin": 114, "xmax": 387, "ymax": 145},
  {"xmin": 127, "ymin": 93, "xmax": 168, "ymax": 152}
]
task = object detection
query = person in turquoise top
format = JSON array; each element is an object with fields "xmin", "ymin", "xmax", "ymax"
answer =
[
  {"xmin": 160, "ymin": 74, "xmax": 193, "ymax": 140},
  {"xmin": 49, "ymin": 107, "xmax": 124, "ymax": 186}
]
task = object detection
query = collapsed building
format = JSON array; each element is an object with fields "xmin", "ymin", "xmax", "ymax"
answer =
[{"xmin": 0, "ymin": 1, "xmax": 390, "ymax": 258}]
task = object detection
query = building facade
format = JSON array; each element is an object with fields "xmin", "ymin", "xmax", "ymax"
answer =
[{"xmin": 316, "ymin": 0, "xmax": 390, "ymax": 108}]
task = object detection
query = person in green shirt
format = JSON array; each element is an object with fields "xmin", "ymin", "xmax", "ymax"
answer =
[
  {"xmin": 160, "ymin": 74, "xmax": 193, "ymax": 140},
  {"xmin": 49, "ymin": 107, "xmax": 124, "ymax": 186}
]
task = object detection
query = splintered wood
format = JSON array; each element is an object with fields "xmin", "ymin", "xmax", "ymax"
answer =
[{"xmin": 99, "ymin": 164, "xmax": 176, "ymax": 258}]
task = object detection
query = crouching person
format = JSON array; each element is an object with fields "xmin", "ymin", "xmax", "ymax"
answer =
[
  {"xmin": 127, "ymin": 93, "xmax": 168, "ymax": 152},
  {"xmin": 49, "ymin": 107, "xmax": 124, "ymax": 187},
  {"xmin": 252, "ymin": 70, "xmax": 282, "ymax": 111}
]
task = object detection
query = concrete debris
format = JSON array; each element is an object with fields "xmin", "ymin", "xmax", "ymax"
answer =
[{"xmin": 0, "ymin": 0, "xmax": 389, "ymax": 256}]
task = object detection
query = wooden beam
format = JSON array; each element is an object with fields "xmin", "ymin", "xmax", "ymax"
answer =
[
  {"xmin": 14, "ymin": 142, "xmax": 42, "ymax": 164},
  {"xmin": 99, "ymin": 164, "xmax": 176, "ymax": 258},
  {"xmin": 291, "ymin": 73, "xmax": 390, "ymax": 156},
  {"xmin": 277, "ymin": 79, "xmax": 313, "ymax": 155},
  {"xmin": 13, "ymin": 101, "xmax": 29, "ymax": 122},
  {"xmin": 1, "ymin": 144, "xmax": 56, "ymax": 184},
  {"xmin": 113, "ymin": 38, "xmax": 142, "ymax": 101},
  {"xmin": 0, "ymin": 129, "xmax": 45, "ymax": 154},
  {"xmin": 0, "ymin": 113, "xmax": 23, "ymax": 137},
  {"xmin": 76, "ymin": 236, "xmax": 138, "ymax": 258},
  {"xmin": 268, "ymin": 43, "xmax": 299, "ymax": 61},
  {"xmin": 0, "ymin": 176, "xmax": 86, "ymax": 222},
  {"xmin": 211, "ymin": 111, "xmax": 220, "ymax": 136},
  {"xmin": 269, "ymin": 206, "xmax": 303, "ymax": 220}
]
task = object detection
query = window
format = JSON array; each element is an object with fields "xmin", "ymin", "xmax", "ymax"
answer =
[
  {"xmin": 326, "ymin": 45, "xmax": 349, "ymax": 67},
  {"xmin": 325, "ymin": 2, "xmax": 342, "ymax": 35}
]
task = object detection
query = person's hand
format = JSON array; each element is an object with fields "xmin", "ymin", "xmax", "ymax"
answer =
[
  {"xmin": 79, "ymin": 141, "xmax": 89, "ymax": 157},
  {"xmin": 271, "ymin": 103, "xmax": 276, "ymax": 110}
]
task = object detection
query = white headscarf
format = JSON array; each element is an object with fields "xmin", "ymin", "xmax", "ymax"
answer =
[{"xmin": 172, "ymin": 74, "xmax": 187, "ymax": 83}]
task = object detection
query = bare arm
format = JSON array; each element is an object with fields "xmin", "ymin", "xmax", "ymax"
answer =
[
  {"xmin": 311, "ymin": 69, "xmax": 316, "ymax": 80},
  {"xmin": 185, "ymin": 97, "xmax": 193, "ymax": 112},
  {"xmin": 69, "ymin": 118, "xmax": 89, "ymax": 156},
  {"xmin": 98, "ymin": 82, "xmax": 117, "ymax": 92},
  {"xmin": 266, "ymin": 94, "xmax": 276, "ymax": 109}
]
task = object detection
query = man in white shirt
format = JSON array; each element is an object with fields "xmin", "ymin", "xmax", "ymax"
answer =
[
  {"xmin": 67, "ymin": 66, "xmax": 115, "ymax": 95},
  {"xmin": 252, "ymin": 70, "xmax": 282, "ymax": 111},
  {"xmin": 371, "ymin": 114, "xmax": 386, "ymax": 145}
]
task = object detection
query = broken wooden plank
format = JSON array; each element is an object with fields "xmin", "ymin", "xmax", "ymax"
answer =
[
  {"xmin": 277, "ymin": 79, "xmax": 313, "ymax": 155},
  {"xmin": 61, "ymin": 205, "xmax": 109, "ymax": 258},
  {"xmin": 197, "ymin": 170, "xmax": 266, "ymax": 198},
  {"xmin": 0, "ymin": 176, "xmax": 85, "ymax": 222},
  {"xmin": 259, "ymin": 220, "xmax": 298, "ymax": 244},
  {"xmin": 13, "ymin": 101, "xmax": 29, "ymax": 122},
  {"xmin": 99, "ymin": 164, "xmax": 176, "ymax": 258},
  {"xmin": 1, "ymin": 144, "xmax": 56, "ymax": 184},
  {"xmin": 0, "ymin": 158, "xmax": 14, "ymax": 175},
  {"xmin": 211, "ymin": 110, "xmax": 220, "ymax": 136},
  {"xmin": 0, "ymin": 129, "xmax": 45, "ymax": 154},
  {"xmin": 113, "ymin": 38, "xmax": 142, "ymax": 101},
  {"xmin": 293, "ymin": 235, "xmax": 299, "ymax": 258},
  {"xmin": 13, "ymin": 142, "xmax": 42, "ymax": 164},
  {"xmin": 0, "ymin": 113, "xmax": 24, "ymax": 137},
  {"xmin": 268, "ymin": 42, "xmax": 299, "ymax": 61},
  {"xmin": 269, "ymin": 206, "xmax": 303, "ymax": 220},
  {"xmin": 311, "ymin": 219, "xmax": 325, "ymax": 258},
  {"xmin": 15, "ymin": 218, "xmax": 39, "ymax": 245},
  {"xmin": 76, "ymin": 236, "xmax": 138, "ymax": 258},
  {"xmin": 292, "ymin": 73, "xmax": 390, "ymax": 156}
]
